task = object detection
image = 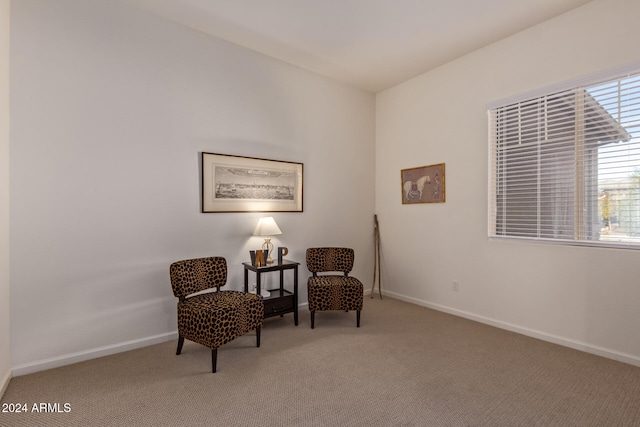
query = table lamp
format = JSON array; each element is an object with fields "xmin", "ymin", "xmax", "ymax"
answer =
[{"xmin": 253, "ymin": 217, "xmax": 282, "ymax": 264}]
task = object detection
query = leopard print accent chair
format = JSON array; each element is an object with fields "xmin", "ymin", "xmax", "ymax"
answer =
[
  {"xmin": 306, "ymin": 248, "xmax": 363, "ymax": 329},
  {"xmin": 170, "ymin": 257, "xmax": 264, "ymax": 373}
]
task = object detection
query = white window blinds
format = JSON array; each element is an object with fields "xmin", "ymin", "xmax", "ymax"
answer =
[{"xmin": 488, "ymin": 71, "xmax": 640, "ymax": 248}]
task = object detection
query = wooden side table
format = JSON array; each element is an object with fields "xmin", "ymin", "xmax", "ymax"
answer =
[{"xmin": 243, "ymin": 259, "xmax": 299, "ymax": 326}]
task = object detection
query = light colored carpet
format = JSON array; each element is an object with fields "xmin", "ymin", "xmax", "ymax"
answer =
[{"xmin": 2, "ymin": 297, "xmax": 640, "ymax": 426}]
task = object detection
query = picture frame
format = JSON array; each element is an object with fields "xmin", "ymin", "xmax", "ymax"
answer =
[
  {"xmin": 401, "ymin": 163, "xmax": 445, "ymax": 204},
  {"xmin": 201, "ymin": 152, "xmax": 303, "ymax": 213}
]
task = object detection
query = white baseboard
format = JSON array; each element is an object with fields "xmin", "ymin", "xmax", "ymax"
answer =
[
  {"xmin": 12, "ymin": 331, "xmax": 178, "ymax": 377},
  {"xmin": 0, "ymin": 368, "xmax": 10, "ymax": 399},
  {"xmin": 17, "ymin": 292, "xmax": 635, "ymax": 377},
  {"xmin": 12, "ymin": 301, "xmax": 314, "ymax": 377},
  {"xmin": 383, "ymin": 290, "xmax": 640, "ymax": 368}
]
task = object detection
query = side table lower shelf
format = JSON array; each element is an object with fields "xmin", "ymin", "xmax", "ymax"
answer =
[{"xmin": 263, "ymin": 289, "xmax": 295, "ymax": 318}]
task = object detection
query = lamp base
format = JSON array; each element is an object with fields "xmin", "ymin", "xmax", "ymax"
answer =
[{"xmin": 262, "ymin": 238, "xmax": 275, "ymax": 264}]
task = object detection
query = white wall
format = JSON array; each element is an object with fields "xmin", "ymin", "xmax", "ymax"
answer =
[
  {"xmin": 376, "ymin": 0, "xmax": 640, "ymax": 366},
  {"xmin": 0, "ymin": 0, "xmax": 11, "ymax": 396},
  {"xmin": 10, "ymin": 0, "xmax": 375, "ymax": 374}
]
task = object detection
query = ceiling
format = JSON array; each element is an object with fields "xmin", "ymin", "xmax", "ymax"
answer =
[{"xmin": 117, "ymin": 0, "xmax": 593, "ymax": 93}]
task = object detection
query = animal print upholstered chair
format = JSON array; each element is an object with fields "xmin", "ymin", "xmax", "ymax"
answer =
[
  {"xmin": 306, "ymin": 247, "xmax": 363, "ymax": 329},
  {"xmin": 169, "ymin": 257, "xmax": 264, "ymax": 373}
]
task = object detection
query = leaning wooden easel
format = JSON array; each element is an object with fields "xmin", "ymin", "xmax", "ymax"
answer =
[{"xmin": 371, "ymin": 214, "xmax": 382, "ymax": 299}]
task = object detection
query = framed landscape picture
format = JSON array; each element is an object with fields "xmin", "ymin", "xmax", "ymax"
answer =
[
  {"xmin": 201, "ymin": 152, "xmax": 303, "ymax": 213},
  {"xmin": 401, "ymin": 162, "xmax": 445, "ymax": 204}
]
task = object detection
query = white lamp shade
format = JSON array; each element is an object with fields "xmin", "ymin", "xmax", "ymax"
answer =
[{"xmin": 253, "ymin": 217, "xmax": 282, "ymax": 236}]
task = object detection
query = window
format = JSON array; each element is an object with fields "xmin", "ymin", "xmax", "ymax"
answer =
[{"xmin": 489, "ymin": 70, "xmax": 640, "ymax": 248}]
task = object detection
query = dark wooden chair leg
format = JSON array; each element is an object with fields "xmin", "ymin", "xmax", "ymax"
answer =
[
  {"xmin": 311, "ymin": 311, "xmax": 315, "ymax": 329},
  {"xmin": 176, "ymin": 335, "xmax": 185, "ymax": 355},
  {"xmin": 256, "ymin": 326, "xmax": 261, "ymax": 348},
  {"xmin": 357, "ymin": 310, "xmax": 361, "ymax": 327},
  {"xmin": 211, "ymin": 348, "xmax": 217, "ymax": 373}
]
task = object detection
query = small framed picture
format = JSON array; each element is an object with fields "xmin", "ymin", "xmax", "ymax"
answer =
[{"xmin": 401, "ymin": 163, "xmax": 445, "ymax": 204}]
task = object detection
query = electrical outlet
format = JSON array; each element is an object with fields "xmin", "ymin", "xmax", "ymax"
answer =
[{"xmin": 452, "ymin": 280, "xmax": 459, "ymax": 292}]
